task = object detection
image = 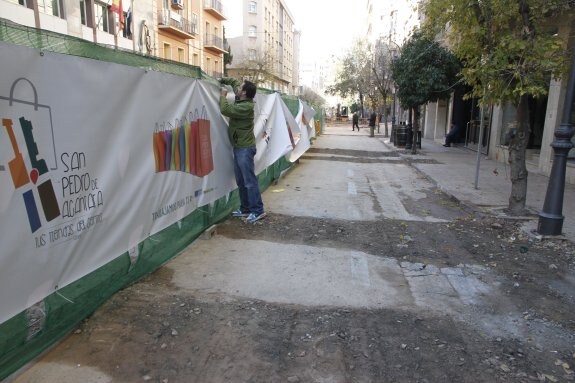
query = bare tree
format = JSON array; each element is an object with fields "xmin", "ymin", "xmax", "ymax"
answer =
[
  {"xmin": 371, "ymin": 39, "xmax": 398, "ymax": 137},
  {"xmin": 299, "ymin": 86, "xmax": 325, "ymax": 110},
  {"xmin": 326, "ymin": 39, "xmax": 372, "ymax": 118},
  {"xmin": 230, "ymin": 47, "xmax": 279, "ymax": 88}
]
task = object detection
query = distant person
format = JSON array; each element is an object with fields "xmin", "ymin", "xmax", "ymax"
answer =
[
  {"xmin": 368, "ymin": 110, "xmax": 376, "ymax": 137},
  {"xmin": 219, "ymin": 81, "xmax": 266, "ymax": 223},
  {"xmin": 443, "ymin": 123, "xmax": 461, "ymax": 147},
  {"xmin": 352, "ymin": 112, "xmax": 359, "ymax": 131}
]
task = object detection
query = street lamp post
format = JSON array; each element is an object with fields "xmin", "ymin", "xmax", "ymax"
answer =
[
  {"xmin": 538, "ymin": 48, "xmax": 575, "ymax": 235},
  {"xmin": 391, "ymin": 87, "xmax": 397, "ymax": 143},
  {"xmin": 388, "ymin": 40, "xmax": 401, "ymax": 127},
  {"xmin": 392, "ymin": 87, "xmax": 397, "ymax": 125}
]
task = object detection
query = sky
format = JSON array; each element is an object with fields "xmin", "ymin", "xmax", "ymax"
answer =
[{"xmin": 224, "ymin": 0, "xmax": 365, "ymax": 60}]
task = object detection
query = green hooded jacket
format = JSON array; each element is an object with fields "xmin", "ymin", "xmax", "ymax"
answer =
[{"xmin": 219, "ymin": 96, "xmax": 256, "ymax": 148}]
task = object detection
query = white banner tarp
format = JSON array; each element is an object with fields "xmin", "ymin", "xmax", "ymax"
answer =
[
  {"xmin": 286, "ymin": 100, "xmax": 310, "ymax": 163},
  {"xmin": 0, "ymin": 42, "xmax": 307, "ymax": 325}
]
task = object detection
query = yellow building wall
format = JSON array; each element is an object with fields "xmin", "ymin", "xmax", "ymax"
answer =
[
  {"xmin": 202, "ymin": 11, "xmax": 224, "ymax": 77},
  {"xmin": 158, "ymin": 33, "xmax": 189, "ymax": 63}
]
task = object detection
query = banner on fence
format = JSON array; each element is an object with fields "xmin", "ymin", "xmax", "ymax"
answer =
[{"xmin": 0, "ymin": 42, "xmax": 303, "ymax": 325}]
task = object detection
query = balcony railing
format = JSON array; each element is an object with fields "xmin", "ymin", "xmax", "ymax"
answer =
[
  {"xmin": 204, "ymin": 33, "xmax": 226, "ymax": 53},
  {"xmin": 158, "ymin": 9, "xmax": 198, "ymax": 39},
  {"xmin": 204, "ymin": 0, "xmax": 226, "ymax": 20}
]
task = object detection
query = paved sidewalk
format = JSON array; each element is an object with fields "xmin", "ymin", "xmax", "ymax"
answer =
[{"xmin": 383, "ymin": 136, "xmax": 575, "ymax": 242}]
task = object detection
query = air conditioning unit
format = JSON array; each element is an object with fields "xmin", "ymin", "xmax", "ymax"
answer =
[{"xmin": 171, "ymin": 0, "xmax": 183, "ymax": 9}]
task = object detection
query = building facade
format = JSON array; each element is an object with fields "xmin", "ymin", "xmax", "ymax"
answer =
[
  {"xmin": 365, "ymin": 0, "xmax": 420, "ymax": 47},
  {"xmin": 0, "ymin": 0, "xmax": 227, "ymax": 77},
  {"xmin": 421, "ymin": 11, "xmax": 575, "ymax": 185},
  {"xmin": 363, "ymin": 0, "xmax": 575, "ymax": 185},
  {"xmin": 226, "ymin": 0, "xmax": 298, "ymax": 95}
]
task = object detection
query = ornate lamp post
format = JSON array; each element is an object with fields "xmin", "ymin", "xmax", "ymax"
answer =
[{"xmin": 538, "ymin": 48, "xmax": 575, "ymax": 235}]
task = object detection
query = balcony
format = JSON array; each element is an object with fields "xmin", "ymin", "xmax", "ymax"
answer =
[
  {"xmin": 203, "ymin": 0, "xmax": 226, "ymax": 20},
  {"xmin": 211, "ymin": 71, "xmax": 223, "ymax": 79},
  {"xmin": 157, "ymin": 10, "xmax": 197, "ymax": 39},
  {"xmin": 204, "ymin": 33, "xmax": 227, "ymax": 54}
]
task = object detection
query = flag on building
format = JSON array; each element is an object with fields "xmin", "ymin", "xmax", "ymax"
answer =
[{"xmin": 110, "ymin": 0, "xmax": 124, "ymax": 30}]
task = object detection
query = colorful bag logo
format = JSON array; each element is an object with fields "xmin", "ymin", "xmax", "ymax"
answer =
[
  {"xmin": 1, "ymin": 78, "xmax": 60, "ymax": 233},
  {"xmin": 153, "ymin": 106, "xmax": 213, "ymax": 177}
]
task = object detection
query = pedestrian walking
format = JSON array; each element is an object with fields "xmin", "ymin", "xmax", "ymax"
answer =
[
  {"xmin": 219, "ymin": 81, "xmax": 266, "ymax": 223},
  {"xmin": 352, "ymin": 112, "xmax": 359, "ymax": 131}
]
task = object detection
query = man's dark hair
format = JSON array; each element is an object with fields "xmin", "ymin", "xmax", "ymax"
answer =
[{"xmin": 242, "ymin": 81, "xmax": 257, "ymax": 99}]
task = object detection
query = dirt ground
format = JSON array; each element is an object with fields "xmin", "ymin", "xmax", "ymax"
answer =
[{"xmin": 28, "ymin": 195, "xmax": 575, "ymax": 383}]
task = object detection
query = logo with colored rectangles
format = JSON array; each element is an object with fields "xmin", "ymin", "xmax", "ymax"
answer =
[
  {"xmin": 1, "ymin": 78, "xmax": 60, "ymax": 233},
  {"xmin": 152, "ymin": 107, "xmax": 214, "ymax": 177}
]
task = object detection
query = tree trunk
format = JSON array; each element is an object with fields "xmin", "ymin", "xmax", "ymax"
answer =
[
  {"xmin": 382, "ymin": 95, "xmax": 389, "ymax": 137},
  {"xmin": 406, "ymin": 108, "xmax": 413, "ymax": 150},
  {"xmin": 508, "ymin": 94, "xmax": 531, "ymax": 215},
  {"xmin": 411, "ymin": 107, "xmax": 420, "ymax": 155}
]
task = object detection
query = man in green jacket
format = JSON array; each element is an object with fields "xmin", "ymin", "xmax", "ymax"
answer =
[{"xmin": 219, "ymin": 80, "xmax": 266, "ymax": 223}]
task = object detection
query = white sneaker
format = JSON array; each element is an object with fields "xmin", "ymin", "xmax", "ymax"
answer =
[
  {"xmin": 231, "ymin": 209, "xmax": 249, "ymax": 217},
  {"xmin": 245, "ymin": 212, "xmax": 267, "ymax": 223}
]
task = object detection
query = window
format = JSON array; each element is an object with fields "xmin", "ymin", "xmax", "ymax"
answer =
[
  {"xmin": 94, "ymin": 1, "xmax": 111, "ymax": 33},
  {"xmin": 248, "ymin": 1, "xmax": 256, "ymax": 13},
  {"xmin": 248, "ymin": 49, "xmax": 256, "ymax": 60},
  {"xmin": 19, "ymin": 0, "xmax": 33, "ymax": 9},
  {"xmin": 80, "ymin": 0, "xmax": 93, "ymax": 26},
  {"xmin": 248, "ymin": 25, "xmax": 256, "ymax": 37},
  {"xmin": 191, "ymin": 13, "xmax": 198, "ymax": 34},
  {"xmin": 38, "ymin": 0, "xmax": 64, "ymax": 17},
  {"xmin": 163, "ymin": 43, "xmax": 171, "ymax": 60},
  {"xmin": 178, "ymin": 48, "xmax": 185, "ymax": 63},
  {"xmin": 50, "ymin": 0, "xmax": 64, "ymax": 17}
]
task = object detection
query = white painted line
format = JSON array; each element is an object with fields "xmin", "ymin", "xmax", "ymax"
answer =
[{"xmin": 350, "ymin": 253, "xmax": 370, "ymax": 288}]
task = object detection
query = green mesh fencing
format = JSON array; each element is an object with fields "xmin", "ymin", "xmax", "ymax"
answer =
[
  {"xmin": 0, "ymin": 18, "xmax": 214, "ymax": 80},
  {"xmin": 0, "ymin": 20, "xmax": 296, "ymax": 381},
  {"xmin": 281, "ymin": 95, "xmax": 300, "ymax": 117},
  {"xmin": 0, "ymin": 157, "xmax": 293, "ymax": 381},
  {"xmin": 314, "ymin": 108, "xmax": 326, "ymax": 136}
]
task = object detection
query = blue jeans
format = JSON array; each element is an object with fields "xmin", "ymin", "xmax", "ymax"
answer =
[{"xmin": 233, "ymin": 146, "xmax": 264, "ymax": 215}]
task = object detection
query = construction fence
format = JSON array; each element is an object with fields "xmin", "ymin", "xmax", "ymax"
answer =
[{"xmin": 0, "ymin": 19, "xmax": 323, "ymax": 381}]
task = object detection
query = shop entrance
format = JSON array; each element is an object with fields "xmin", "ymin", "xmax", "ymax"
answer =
[{"xmin": 451, "ymin": 85, "xmax": 492, "ymax": 154}]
